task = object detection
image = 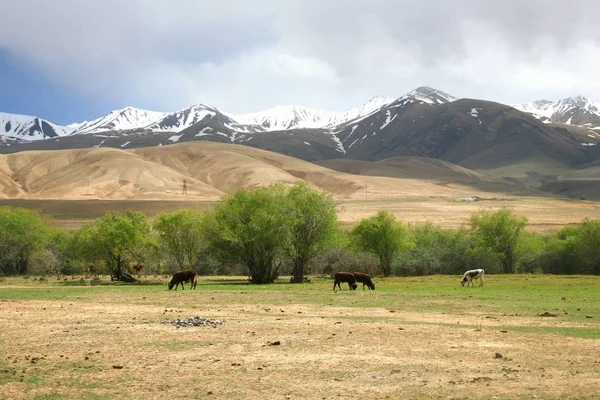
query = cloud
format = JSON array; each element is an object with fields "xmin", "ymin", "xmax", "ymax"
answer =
[{"xmin": 1, "ymin": 0, "xmax": 600, "ymax": 117}]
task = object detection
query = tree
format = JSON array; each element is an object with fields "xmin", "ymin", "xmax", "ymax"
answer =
[
  {"xmin": 28, "ymin": 229, "xmax": 70, "ymax": 277},
  {"xmin": 350, "ymin": 211, "xmax": 413, "ymax": 276},
  {"xmin": 574, "ymin": 219, "xmax": 600, "ymax": 275},
  {"xmin": 153, "ymin": 209, "xmax": 204, "ymax": 270},
  {"xmin": 0, "ymin": 207, "xmax": 55, "ymax": 275},
  {"xmin": 470, "ymin": 208, "xmax": 527, "ymax": 273},
  {"xmin": 542, "ymin": 220, "xmax": 600, "ymax": 275},
  {"xmin": 398, "ymin": 222, "xmax": 472, "ymax": 276},
  {"xmin": 71, "ymin": 211, "xmax": 153, "ymax": 281},
  {"xmin": 285, "ymin": 183, "xmax": 341, "ymax": 283},
  {"xmin": 201, "ymin": 185, "xmax": 290, "ymax": 284}
]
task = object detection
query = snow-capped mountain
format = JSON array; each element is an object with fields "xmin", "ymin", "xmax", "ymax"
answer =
[
  {"xmin": 0, "ymin": 112, "xmax": 73, "ymax": 141},
  {"xmin": 0, "ymin": 86, "xmax": 478, "ymax": 146},
  {"xmin": 514, "ymin": 96, "xmax": 600, "ymax": 126},
  {"xmin": 403, "ymin": 86, "xmax": 457, "ymax": 104},
  {"xmin": 72, "ymin": 107, "xmax": 168, "ymax": 134},
  {"xmin": 147, "ymin": 104, "xmax": 226, "ymax": 132},
  {"xmin": 232, "ymin": 95, "xmax": 394, "ymax": 131}
]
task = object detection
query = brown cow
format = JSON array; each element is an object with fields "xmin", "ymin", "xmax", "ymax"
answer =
[
  {"xmin": 333, "ymin": 272, "xmax": 358, "ymax": 291},
  {"xmin": 133, "ymin": 263, "xmax": 144, "ymax": 272},
  {"xmin": 352, "ymin": 272, "xmax": 375, "ymax": 290},
  {"xmin": 168, "ymin": 270, "xmax": 198, "ymax": 290},
  {"xmin": 133, "ymin": 263, "xmax": 144, "ymax": 277}
]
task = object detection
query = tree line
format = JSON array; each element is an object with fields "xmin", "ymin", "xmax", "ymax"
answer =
[{"xmin": 1, "ymin": 183, "xmax": 600, "ymax": 280}]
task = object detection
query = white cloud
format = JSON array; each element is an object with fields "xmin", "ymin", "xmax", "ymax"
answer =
[{"xmin": 1, "ymin": 0, "xmax": 600, "ymax": 117}]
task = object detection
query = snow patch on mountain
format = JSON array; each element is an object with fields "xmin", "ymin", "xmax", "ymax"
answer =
[
  {"xmin": 147, "ymin": 105, "xmax": 220, "ymax": 132},
  {"xmin": 232, "ymin": 95, "xmax": 394, "ymax": 131},
  {"xmin": 406, "ymin": 86, "xmax": 457, "ymax": 104},
  {"xmin": 0, "ymin": 112, "xmax": 72, "ymax": 141},
  {"xmin": 380, "ymin": 110, "xmax": 398, "ymax": 130},
  {"xmin": 513, "ymin": 96, "xmax": 600, "ymax": 125},
  {"xmin": 469, "ymin": 108, "xmax": 483, "ymax": 124},
  {"xmin": 73, "ymin": 107, "xmax": 167, "ymax": 134}
]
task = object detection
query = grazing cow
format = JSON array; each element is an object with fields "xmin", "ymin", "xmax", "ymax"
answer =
[
  {"xmin": 168, "ymin": 270, "xmax": 198, "ymax": 290},
  {"xmin": 132, "ymin": 263, "xmax": 144, "ymax": 276},
  {"xmin": 352, "ymin": 272, "xmax": 375, "ymax": 290},
  {"xmin": 460, "ymin": 269, "xmax": 485, "ymax": 287},
  {"xmin": 333, "ymin": 272, "xmax": 358, "ymax": 291}
]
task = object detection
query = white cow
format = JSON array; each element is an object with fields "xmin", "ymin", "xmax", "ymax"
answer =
[{"xmin": 461, "ymin": 269, "xmax": 485, "ymax": 287}]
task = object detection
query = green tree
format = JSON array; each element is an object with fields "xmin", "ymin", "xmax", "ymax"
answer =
[
  {"xmin": 201, "ymin": 185, "xmax": 289, "ymax": 284},
  {"xmin": 71, "ymin": 211, "xmax": 153, "ymax": 281},
  {"xmin": 0, "ymin": 207, "xmax": 55, "ymax": 275},
  {"xmin": 153, "ymin": 209, "xmax": 204, "ymax": 270},
  {"xmin": 285, "ymin": 183, "xmax": 341, "ymax": 283},
  {"xmin": 514, "ymin": 231, "xmax": 546, "ymax": 273},
  {"xmin": 575, "ymin": 219, "xmax": 600, "ymax": 275},
  {"xmin": 350, "ymin": 211, "xmax": 413, "ymax": 276},
  {"xmin": 470, "ymin": 208, "xmax": 527, "ymax": 273},
  {"xmin": 28, "ymin": 229, "xmax": 71, "ymax": 277},
  {"xmin": 542, "ymin": 221, "xmax": 600, "ymax": 275},
  {"xmin": 398, "ymin": 222, "xmax": 471, "ymax": 276}
]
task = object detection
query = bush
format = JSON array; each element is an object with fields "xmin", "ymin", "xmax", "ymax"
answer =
[
  {"xmin": 0, "ymin": 207, "xmax": 58, "ymax": 275},
  {"xmin": 470, "ymin": 208, "xmax": 527, "ymax": 273},
  {"xmin": 542, "ymin": 220, "xmax": 600, "ymax": 274},
  {"xmin": 350, "ymin": 211, "xmax": 413, "ymax": 276},
  {"xmin": 393, "ymin": 223, "xmax": 477, "ymax": 276},
  {"xmin": 309, "ymin": 245, "xmax": 380, "ymax": 276}
]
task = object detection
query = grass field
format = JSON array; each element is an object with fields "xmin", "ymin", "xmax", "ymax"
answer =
[{"xmin": 1, "ymin": 275, "xmax": 599, "ymax": 399}]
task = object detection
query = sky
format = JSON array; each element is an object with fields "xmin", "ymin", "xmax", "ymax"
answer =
[{"xmin": 1, "ymin": 0, "xmax": 599, "ymax": 125}]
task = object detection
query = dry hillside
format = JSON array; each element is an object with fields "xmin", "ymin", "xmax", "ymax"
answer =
[{"xmin": 0, "ymin": 141, "xmax": 532, "ymax": 200}]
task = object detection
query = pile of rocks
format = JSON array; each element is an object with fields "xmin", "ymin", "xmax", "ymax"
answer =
[{"xmin": 163, "ymin": 316, "xmax": 225, "ymax": 328}]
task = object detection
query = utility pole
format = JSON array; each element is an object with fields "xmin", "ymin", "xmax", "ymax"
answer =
[
  {"xmin": 85, "ymin": 179, "xmax": 90, "ymax": 195},
  {"xmin": 365, "ymin": 181, "xmax": 368, "ymax": 201},
  {"xmin": 182, "ymin": 179, "xmax": 188, "ymax": 195}
]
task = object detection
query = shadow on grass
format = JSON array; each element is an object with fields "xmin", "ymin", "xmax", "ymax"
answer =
[
  {"xmin": 201, "ymin": 278, "xmax": 293, "ymax": 287},
  {"xmin": 59, "ymin": 279, "xmax": 165, "ymax": 287}
]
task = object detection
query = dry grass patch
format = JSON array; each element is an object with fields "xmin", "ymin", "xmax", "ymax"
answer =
[{"xmin": 1, "ymin": 276, "xmax": 600, "ymax": 399}]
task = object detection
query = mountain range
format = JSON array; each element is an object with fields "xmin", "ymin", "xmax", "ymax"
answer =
[
  {"xmin": 1, "ymin": 87, "xmax": 598, "ymax": 144},
  {"xmin": 2, "ymin": 86, "xmax": 600, "ymax": 199}
]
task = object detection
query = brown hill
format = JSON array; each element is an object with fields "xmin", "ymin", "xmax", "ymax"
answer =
[{"xmin": 0, "ymin": 142, "xmax": 525, "ymax": 201}]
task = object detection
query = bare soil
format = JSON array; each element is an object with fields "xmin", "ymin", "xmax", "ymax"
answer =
[{"xmin": 1, "ymin": 288, "xmax": 599, "ymax": 399}]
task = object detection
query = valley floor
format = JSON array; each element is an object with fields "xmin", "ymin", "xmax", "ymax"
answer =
[
  {"xmin": 0, "ymin": 275, "xmax": 599, "ymax": 399},
  {"xmin": 1, "ymin": 195, "xmax": 599, "ymax": 232}
]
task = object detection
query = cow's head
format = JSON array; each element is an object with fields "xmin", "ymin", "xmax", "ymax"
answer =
[
  {"xmin": 168, "ymin": 281, "xmax": 175, "ymax": 290},
  {"xmin": 368, "ymin": 282, "xmax": 375, "ymax": 290},
  {"xmin": 351, "ymin": 283, "xmax": 358, "ymax": 290},
  {"xmin": 460, "ymin": 277, "xmax": 467, "ymax": 287}
]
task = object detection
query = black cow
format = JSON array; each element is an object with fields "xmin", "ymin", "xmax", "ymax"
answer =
[
  {"xmin": 168, "ymin": 270, "xmax": 198, "ymax": 290},
  {"xmin": 352, "ymin": 272, "xmax": 375, "ymax": 290},
  {"xmin": 333, "ymin": 272, "xmax": 358, "ymax": 291}
]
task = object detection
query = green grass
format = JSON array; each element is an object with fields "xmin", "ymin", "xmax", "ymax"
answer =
[{"xmin": 1, "ymin": 274, "xmax": 599, "ymax": 338}]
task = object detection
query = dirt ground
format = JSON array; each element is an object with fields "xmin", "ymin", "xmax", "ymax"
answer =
[{"xmin": 1, "ymin": 288, "xmax": 599, "ymax": 400}]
